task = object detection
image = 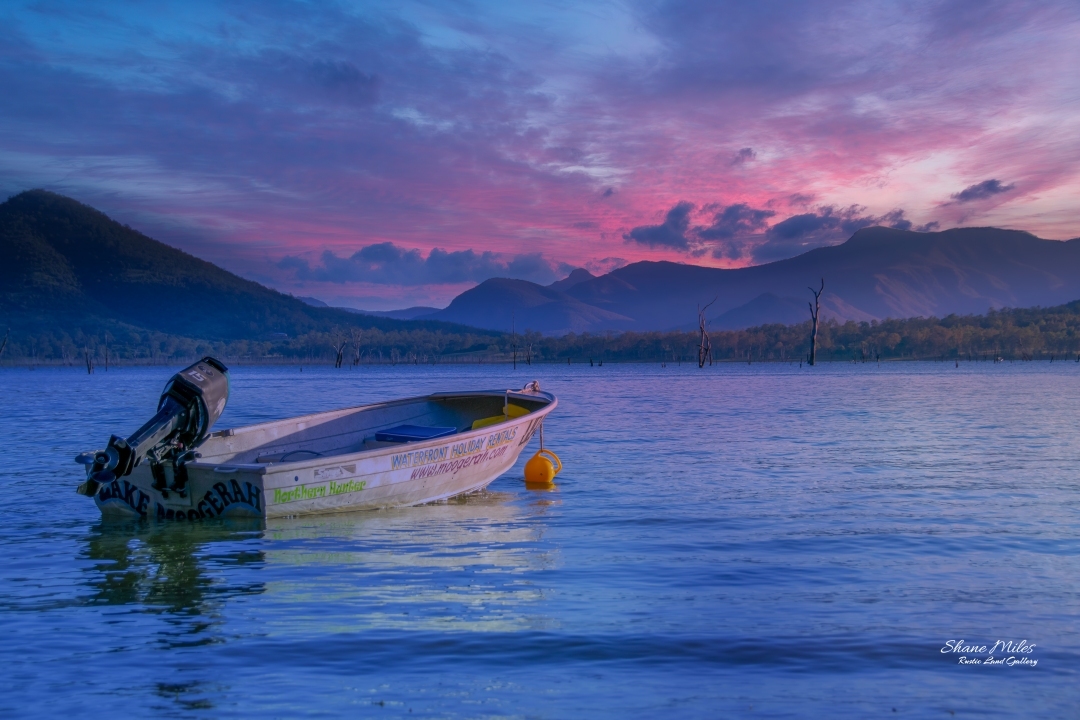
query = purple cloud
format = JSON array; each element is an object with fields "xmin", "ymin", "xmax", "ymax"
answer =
[
  {"xmin": 698, "ymin": 203, "xmax": 775, "ymax": 239},
  {"xmin": 731, "ymin": 148, "xmax": 756, "ymax": 165},
  {"xmin": 950, "ymin": 179, "xmax": 1016, "ymax": 203},
  {"xmin": 750, "ymin": 206, "xmax": 924, "ymax": 261},
  {"xmin": 625, "ymin": 200, "xmax": 937, "ymax": 263},
  {"xmin": 280, "ymin": 243, "xmax": 562, "ymax": 286},
  {"xmin": 624, "ymin": 201, "xmax": 775, "ymax": 253},
  {"xmin": 623, "ymin": 201, "xmax": 695, "ymax": 250}
]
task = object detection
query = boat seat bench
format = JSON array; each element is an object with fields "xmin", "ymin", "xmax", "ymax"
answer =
[
  {"xmin": 374, "ymin": 425, "xmax": 457, "ymax": 443},
  {"xmin": 253, "ymin": 424, "xmax": 458, "ymax": 463}
]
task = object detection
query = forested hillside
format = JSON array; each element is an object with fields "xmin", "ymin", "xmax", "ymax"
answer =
[
  {"xmin": 522, "ymin": 302, "xmax": 1080, "ymax": 364},
  {"xmin": 5, "ymin": 300, "xmax": 1080, "ymax": 366}
]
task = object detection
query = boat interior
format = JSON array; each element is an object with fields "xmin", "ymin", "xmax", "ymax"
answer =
[{"xmin": 194, "ymin": 391, "xmax": 550, "ymax": 466}]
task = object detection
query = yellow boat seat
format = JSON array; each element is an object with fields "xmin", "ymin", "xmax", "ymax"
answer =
[{"xmin": 471, "ymin": 403, "xmax": 530, "ymax": 430}]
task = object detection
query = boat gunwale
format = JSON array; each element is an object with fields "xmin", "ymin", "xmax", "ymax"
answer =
[{"xmin": 189, "ymin": 388, "xmax": 557, "ymax": 474}]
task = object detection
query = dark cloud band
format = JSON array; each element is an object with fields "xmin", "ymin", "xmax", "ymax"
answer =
[
  {"xmin": 279, "ymin": 243, "xmax": 566, "ymax": 286},
  {"xmin": 626, "ymin": 201, "xmax": 938, "ymax": 263},
  {"xmin": 950, "ymin": 179, "xmax": 1016, "ymax": 204}
]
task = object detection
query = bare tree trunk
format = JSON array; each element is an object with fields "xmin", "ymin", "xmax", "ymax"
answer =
[
  {"xmin": 697, "ymin": 297, "xmax": 716, "ymax": 368},
  {"xmin": 0, "ymin": 328, "xmax": 8, "ymax": 361},
  {"xmin": 333, "ymin": 340, "xmax": 346, "ymax": 368},
  {"xmin": 807, "ymin": 278, "xmax": 823, "ymax": 366},
  {"xmin": 84, "ymin": 346, "xmax": 94, "ymax": 374}
]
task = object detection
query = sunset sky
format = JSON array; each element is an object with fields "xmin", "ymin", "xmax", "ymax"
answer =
[{"xmin": 3, "ymin": 0, "xmax": 1079, "ymax": 309}]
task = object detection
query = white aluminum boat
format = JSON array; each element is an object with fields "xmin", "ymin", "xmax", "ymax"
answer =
[{"xmin": 85, "ymin": 372, "xmax": 556, "ymax": 521}]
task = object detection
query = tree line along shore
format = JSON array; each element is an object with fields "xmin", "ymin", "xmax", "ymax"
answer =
[{"xmin": 5, "ymin": 301, "xmax": 1080, "ymax": 368}]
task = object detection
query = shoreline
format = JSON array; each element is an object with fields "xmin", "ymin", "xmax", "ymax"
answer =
[{"xmin": 0, "ymin": 355, "xmax": 1064, "ymax": 369}]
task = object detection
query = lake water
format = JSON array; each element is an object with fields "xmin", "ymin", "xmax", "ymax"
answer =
[{"xmin": 1, "ymin": 362, "xmax": 1078, "ymax": 718}]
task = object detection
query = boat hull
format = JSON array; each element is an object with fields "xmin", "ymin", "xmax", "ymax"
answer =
[{"xmin": 93, "ymin": 388, "xmax": 554, "ymax": 521}]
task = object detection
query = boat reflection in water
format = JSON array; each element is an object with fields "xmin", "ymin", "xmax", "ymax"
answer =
[
  {"xmin": 77, "ymin": 519, "xmax": 266, "ymax": 713},
  {"xmin": 81, "ymin": 519, "xmax": 267, "ymax": 616},
  {"xmin": 79, "ymin": 486, "xmax": 561, "ymax": 642},
  {"xmin": 262, "ymin": 488, "xmax": 562, "ymax": 634}
]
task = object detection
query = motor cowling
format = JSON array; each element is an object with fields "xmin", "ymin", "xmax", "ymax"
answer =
[
  {"xmin": 161, "ymin": 356, "xmax": 230, "ymax": 444},
  {"xmin": 77, "ymin": 357, "xmax": 229, "ymax": 496}
]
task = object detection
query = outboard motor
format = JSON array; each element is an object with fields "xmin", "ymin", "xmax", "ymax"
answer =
[{"xmin": 76, "ymin": 357, "xmax": 229, "ymax": 498}]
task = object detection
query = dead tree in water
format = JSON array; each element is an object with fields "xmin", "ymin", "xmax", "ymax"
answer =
[
  {"xmin": 351, "ymin": 330, "xmax": 363, "ymax": 367},
  {"xmin": 807, "ymin": 278, "xmax": 824, "ymax": 366},
  {"xmin": 0, "ymin": 328, "xmax": 8, "ymax": 360},
  {"xmin": 83, "ymin": 346, "xmax": 94, "ymax": 374},
  {"xmin": 697, "ymin": 297, "xmax": 716, "ymax": 368},
  {"xmin": 332, "ymin": 340, "xmax": 347, "ymax": 368}
]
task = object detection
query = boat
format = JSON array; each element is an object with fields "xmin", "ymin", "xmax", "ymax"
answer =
[{"xmin": 76, "ymin": 358, "xmax": 557, "ymax": 520}]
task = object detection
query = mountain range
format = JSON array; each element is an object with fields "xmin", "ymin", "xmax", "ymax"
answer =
[
  {"xmin": 399, "ymin": 226, "xmax": 1080, "ymax": 334},
  {"xmin": 6, "ymin": 190, "xmax": 1080, "ymax": 341}
]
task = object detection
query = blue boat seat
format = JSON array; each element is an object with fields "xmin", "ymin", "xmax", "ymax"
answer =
[{"xmin": 374, "ymin": 425, "xmax": 457, "ymax": 443}]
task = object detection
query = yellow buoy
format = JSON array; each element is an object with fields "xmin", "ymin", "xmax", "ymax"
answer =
[{"xmin": 524, "ymin": 448, "xmax": 562, "ymax": 488}]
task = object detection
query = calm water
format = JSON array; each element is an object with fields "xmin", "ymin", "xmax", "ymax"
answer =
[{"xmin": 1, "ymin": 362, "xmax": 1078, "ymax": 718}]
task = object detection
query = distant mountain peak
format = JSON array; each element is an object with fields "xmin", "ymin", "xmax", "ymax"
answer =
[
  {"xmin": 547, "ymin": 268, "xmax": 595, "ymax": 292},
  {"xmin": 845, "ymin": 224, "xmax": 1040, "ymax": 245},
  {"xmin": 425, "ymin": 275, "xmax": 632, "ymax": 334}
]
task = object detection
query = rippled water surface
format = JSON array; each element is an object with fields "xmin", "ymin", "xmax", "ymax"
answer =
[{"xmin": 2, "ymin": 362, "xmax": 1079, "ymax": 718}]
